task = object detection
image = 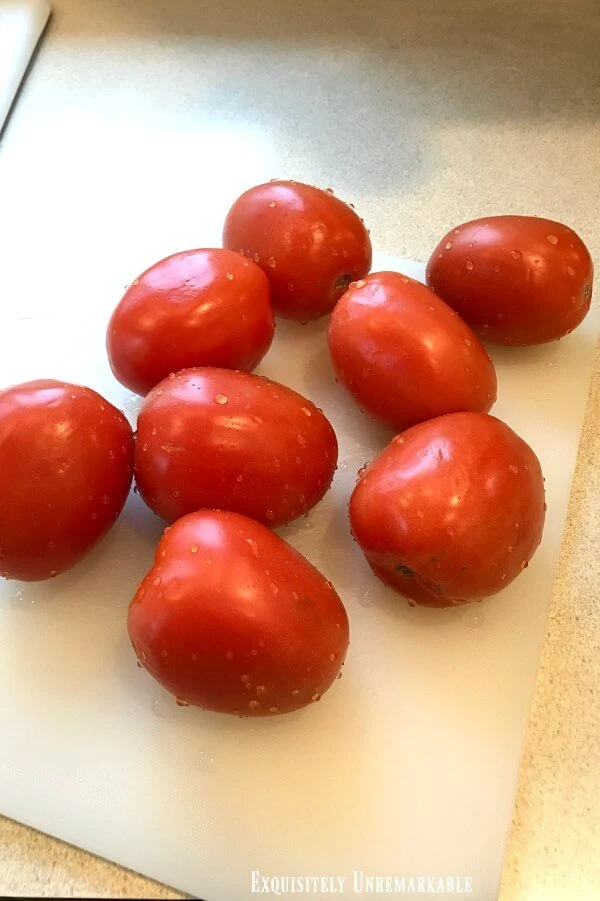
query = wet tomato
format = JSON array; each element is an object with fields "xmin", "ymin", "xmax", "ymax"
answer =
[
  {"xmin": 222, "ymin": 180, "xmax": 372, "ymax": 320},
  {"xmin": 107, "ymin": 248, "xmax": 274, "ymax": 395},
  {"xmin": 328, "ymin": 271, "xmax": 497, "ymax": 432},
  {"xmin": 128, "ymin": 510, "xmax": 349, "ymax": 716},
  {"xmin": 426, "ymin": 216, "xmax": 593, "ymax": 345},
  {"xmin": 134, "ymin": 367, "xmax": 338, "ymax": 527},
  {"xmin": 349, "ymin": 413, "xmax": 545, "ymax": 607},
  {"xmin": 0, "ymin": 380, "xmax": 134, "ymax": 581}
]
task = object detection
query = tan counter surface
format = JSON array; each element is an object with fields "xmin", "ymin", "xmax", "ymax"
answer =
[{"xmin": 1, "ymin": 0, "xmax": 599, "ymax": 897}]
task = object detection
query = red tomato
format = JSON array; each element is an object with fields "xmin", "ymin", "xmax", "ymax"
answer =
[
  {"xmin": 106, "ymin": 248, "xmax": 274, "ymax": 396},
  {"xmin": 128, "ymin": 510, "xmax": 349, "ymax": 715},
  {"xmin": 0, "ymin": 380, "xmax": 134, "ymax": 581},
  {"xmin": 222, "ymin": 180, "xmax": 372, "ymax": 320},
  {"xmin": 426, "ymin": 216, "xmax": 593, "ymax": 345},
  {"xmin": 349, "ymin": 413, "xmax": 545, "ymax": 607},
  {"xmin": 134, "ymin": 367, "xmax": 338, "ymax": 526},
  {"xmin": 328, "ymin": 272, "xmax": 497, "ymax": 432}
]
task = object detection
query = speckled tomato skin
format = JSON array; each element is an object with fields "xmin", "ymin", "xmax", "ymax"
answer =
[
  {"xmin": 134, "ymin": 367, "xmax": 338, "ymax": 526},
  {"xmin": 0, "ymin": 380, "xmax": 133, "ymax": 581},
  {"xmin": 128, "ymin": 510, "xmax": 349, "ymax": 716},
  {"xmin": 349, "ymin": 413, "xmax": 546, "ymax": 607},
  {"xmin": 107, "ymin": 248, "xmax": 274, "ymax": 395},
  {"xmin": 426, "ymin": 216, "xmax": 593, "ymax": 345},
  {"xmin": 328, "ymin": 271, "xmax": 497, "ymax": 432},
  {"xmin": 223, "ymin": 180, "xmax": 372, "ymax": 320}
]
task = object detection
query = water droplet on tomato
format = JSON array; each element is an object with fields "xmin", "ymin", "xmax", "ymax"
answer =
[
  {"xmin": 566, "ymin": 266, "xmax": 576, "ymax": 277},
  {"xmin": 225, "ymin": 272, "xmax": 234, "ymax": 281},
  {"xmin": 245, "ymin": 538, "xmax": 259, "ymax": 557},
  {"xmin": 511, "ymin": 249, "xmax": 522, "ymax": 259},
  {"xmin": 445, "ymin": 241, "xmax": 453, "ymax": 250},
  {"xmin": 465, "ymin": 261, "xmax": 474, "ymax": 271},
  {"xmin": 546, "ymin": 235, "xmax": 558, "ymax": 245},
  {"xmin": 214, "ymin": 394, "xmax": 228, "ymax": 405}
]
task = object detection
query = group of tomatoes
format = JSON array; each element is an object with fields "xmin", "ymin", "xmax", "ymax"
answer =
[{"xmin": 0, "ymin": 180, "xmax": 594, "ymax": 717}]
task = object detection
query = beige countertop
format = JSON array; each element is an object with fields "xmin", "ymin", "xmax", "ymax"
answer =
[{"xmin": 1, "ymin": 0, "xmax": 599, "ymax": 897}]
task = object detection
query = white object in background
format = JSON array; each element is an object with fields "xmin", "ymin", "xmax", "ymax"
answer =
[
  {"xmin": 0, "ymin": 0, "xmax": 50, "ymax": 133},
  {"xmin": 0, "ymin": 252, "xmax": 597, "ymax": 901}
]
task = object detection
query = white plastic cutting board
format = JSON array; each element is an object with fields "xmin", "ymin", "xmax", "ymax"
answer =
[
  {"xmin": 0, "ymin": 0, "xmax": 50, "ymax": 133},
  {"xmin": 0, "ymin": 250, "xmax": 597, "ymax": 900}
]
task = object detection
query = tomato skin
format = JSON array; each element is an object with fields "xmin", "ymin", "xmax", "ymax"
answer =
[
  {"xmin": 349, "ymin": 413, "xmax": 545, "ymax": 607},
  {"xmin": 0, "ymin": 380, "xmax": 134, "ymax": 582},
  {"xmin": 128, "ymin": 510, "xmax": 349, "ymax": 715},
  {"xmin": 134, "ymin": 367, "xmax": 338, "ymax": 527},
  {"xmin": 328, "ymin": 272, "xmax": 497, "ymax": 432},
  {"xmin": 426, "ymin": 216, "xmax": 593, "ymax": 345},
  {"xmin": 106, "ymin": 248, "xmax": 274, "ymax": 395},
  {"xmin": 222, "ymin": 180, "xmax": 372, "ymax": 320}
]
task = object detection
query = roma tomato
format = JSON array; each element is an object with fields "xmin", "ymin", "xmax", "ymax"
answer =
[
  {"xmin": 107, "ymin": 248, "xmax": 274, "ymax": 395},
  {"xmin": 0, "ymin": 380, "xmax": 134, "ymax": 581},
  {"xmin": 349, "ymin": 413, "xmax": 545, "ymax": 607},
  {"xmin": 328, "ymin": 272, "xmax": 497, "ymax": 432},
  {"xmin": 134, "ymin": 367, "xmax": 338, "ymax": 526},
  {"xmin": 128, "ymin": 510, "xmax": 349, "ymax": 716},
  {"xmin": 426, "ymin": 216, "xmax": 593, "ymax": 345},
  {"xmin": 222, "ymin": 180, "xmax": 372, "ymax": 320}
]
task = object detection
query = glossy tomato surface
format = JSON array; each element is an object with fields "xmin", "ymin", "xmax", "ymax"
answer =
[
  {"xmin": 107, "ymin": 248, "xmax": 274, "ymax": 395},
  {"xmin": 0, "ymin": 380, "xmax": 134, "ymax": 581},
  {"xmin": 426, "ymin": 216, "xmax": 593, "ymax": 345},
  {"xmin": 222, "ymin": 180, "xmax": 372, "ymax": 320},
  {"xmin": 328, "ymin": 272, "xmax": 497, "ymax": 432},
  {"xmin": 134, "ymin": 368, "xmax": 338, "ymax": 526},
  {"xmin": 349, "ymin": 413, "xmax": 545, "ymax": 607},
  {"xmin": 128, "ymin": 510, "xmax": 349, "ymax": 716}
]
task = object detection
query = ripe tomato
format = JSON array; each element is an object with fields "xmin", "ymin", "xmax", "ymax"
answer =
[
  {"xmin": 128, "ymin": 510, "xmax": 349, "ymax": 716},
  {"xmin": 328, "ymin": 272, "xmax": 497, "ymax": 432},
  {"xmin": 426, "ymin": 216, "xmax": 593, "ymax": 345},
  {"xmin": 106, "ymin": 248, "xmax": 274, "ymax": 395},
  {"xmin": 349, "ymin": 413, "xmax": 545, "ymax": 607},
  {"xmin": 134, "ymin": 367, "xmax": 338, "ymax": 527},
  {"xmin": 222, "ymin": 180, "xmax": 372, "ymax": 320},
  {"xmin": 0, "ymin": 380, "xmax": 134, "ymax": 581}
]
